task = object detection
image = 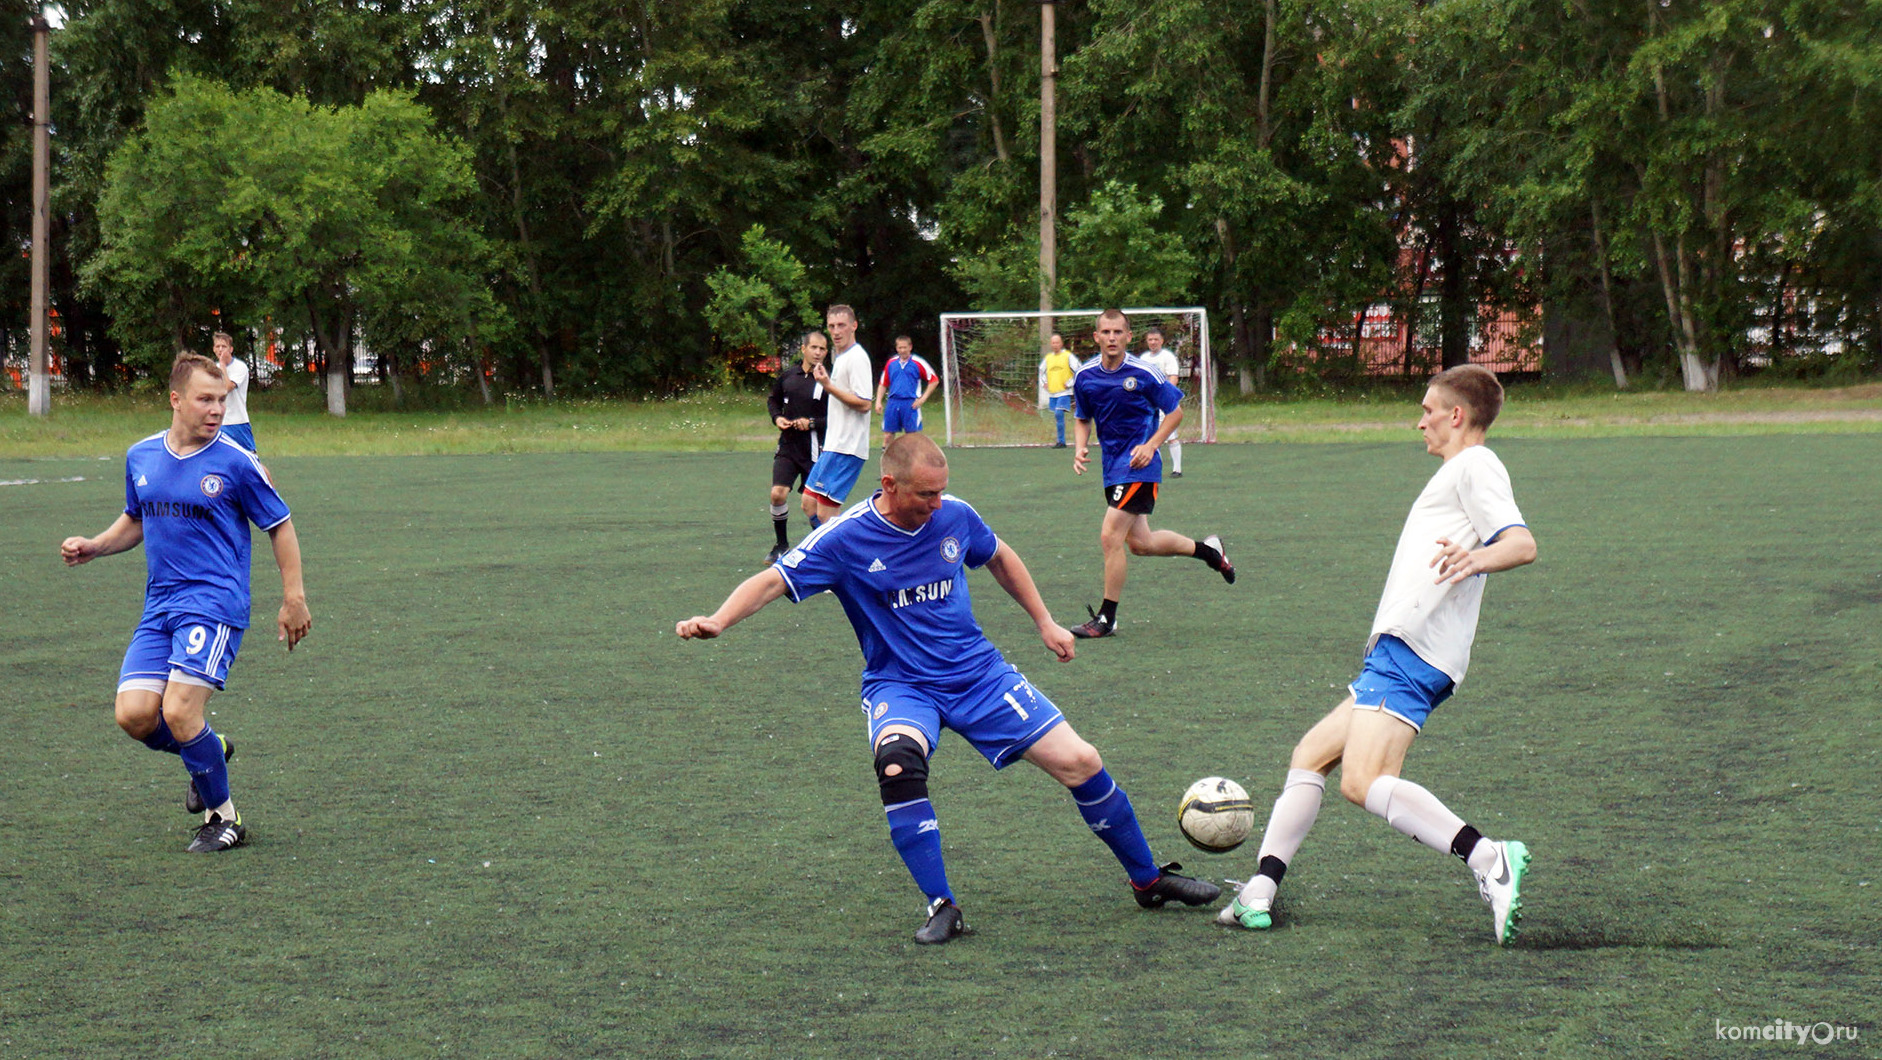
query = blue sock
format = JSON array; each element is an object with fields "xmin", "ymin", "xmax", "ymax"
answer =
[
  {"xmin": 809, "ymin": 513, "xmax": 822, "ymax": 529},
  {"xmin": 179, "ymin": 726, "xmax": 230, "ymax": 811},
  {"xmin": 1070, "ymin": 769, "xmax": 1160, "ymax": 886},
  {"xmin": 1055, "ymin": 409, "xmax": 1066, "ymax": 444},
  {"xmin": 885, "ymin": 798, "xmax": 952, "ymax": 902},
  {"xmin": 140, "ymin": 715, "xmax": 181, "ymax": 754}
]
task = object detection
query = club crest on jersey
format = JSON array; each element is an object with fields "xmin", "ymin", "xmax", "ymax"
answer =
[
  {"xmin": 873, "ymin": 702, "xmax": 888, "ymax": 720},
  {"xmin": 1123, "ymin": 377, "xmax": 1139, "ymax": 391},
  {"xmin": 199, "ymin": 474, "xmax": 224, "ymax": 498},
  {"xmin": 939, "ymin": 536, "xmax": 961, "ymax": 564}
]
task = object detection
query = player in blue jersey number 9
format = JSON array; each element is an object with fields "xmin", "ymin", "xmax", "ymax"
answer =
[{"xmin": 61, "ymin": 353, "xmax": 311, "ymax": 854}]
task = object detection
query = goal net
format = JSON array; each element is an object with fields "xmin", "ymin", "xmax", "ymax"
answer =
[{"xmin": 938, "ymin": 307, "xmax": 1214, "ymax": 447}]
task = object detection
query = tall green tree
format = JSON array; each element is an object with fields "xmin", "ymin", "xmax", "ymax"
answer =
[{"xmin": 86, "ymin": 75, "xmax": 504, "ymax": 414}]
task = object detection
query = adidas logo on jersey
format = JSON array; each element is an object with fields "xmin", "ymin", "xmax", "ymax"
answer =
[
  {"xmin": 136, "ymin": 474, "xmax": 148, "ymax": 486},
  {"xmin": 868, "ymin": 558, "xmax": 887, "ymax": 573}
]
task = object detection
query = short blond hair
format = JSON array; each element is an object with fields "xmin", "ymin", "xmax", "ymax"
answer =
[
  {"xmin": 882, "ymin": 433, "xmax": 947, "ymax": 482},
  {"xmin": 170, "ymin": 353, "xmax": 224, "ymax": 393}
]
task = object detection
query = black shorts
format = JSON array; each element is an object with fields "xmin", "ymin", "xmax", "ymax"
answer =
[
  {"xmin": 1103, "ymin": 481, "xmax": 1158, "ymax": 515},
  {"xmin": 773, "ymin": 447, "xmax": 816, "ymax": 491}
]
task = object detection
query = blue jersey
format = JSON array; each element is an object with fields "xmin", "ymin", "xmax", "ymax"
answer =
[
  {"xmin": 878, "ymin": 355, "xmax": 937, "ymax": 402},
  {"xmin": 123, "ymin": 431, "xmax": 292, "ymax": 628},
  {"xmin": 775, "ymin": 493, "xmax": 1006, "ymax": 689},
  {"xmin": 1072, "ymin": 354, "xmax": 1184, "ymax": 486}
]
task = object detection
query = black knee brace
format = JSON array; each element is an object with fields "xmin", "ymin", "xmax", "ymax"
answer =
[{"xmin": 874, "ymin": 733, "xmax": 930, "ymax": 805}]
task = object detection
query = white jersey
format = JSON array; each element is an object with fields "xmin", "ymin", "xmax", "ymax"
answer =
[
  {"xmin": 1368, "ymin": 444, "xmax": 1526, "ymax": 686},
  {"xmin": 823, "ymin": 342, "xmax": 873, "ymax": 459},
  {"xmin": 223, "ymin": 359, "xmax": 251, "ymax": 425},
  {"xmin": 1149, "ymin": 349, "xmax": 1181, "ymax": 436},
  {"xmin": 1149, "ymin": 348, "xmax": 1179, "ymax": 384}
]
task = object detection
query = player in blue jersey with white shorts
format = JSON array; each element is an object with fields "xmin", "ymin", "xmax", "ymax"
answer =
[
  {"xmin": 61, "ymin": 353, "xmax": 312, "ymax": 853},
  {"xmin": 678, "ymin": 434, "xmax": 1220, "ymax": 943},
  {"xmin": 873, "ymin": 334, "xmax": 938, "ymax": 448},
  {"xmin": 1066, "ymin": 308, "xmax": 1234, "ymax": 639},
  {"xmin": 1220, "ymin": 365, "xmax": 1537, "ymax": 944}
]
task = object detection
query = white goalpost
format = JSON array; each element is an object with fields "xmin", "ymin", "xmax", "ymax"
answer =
[{"xmin": 937, "ymin": 307, "xmax": 1214, "ymax": 448}]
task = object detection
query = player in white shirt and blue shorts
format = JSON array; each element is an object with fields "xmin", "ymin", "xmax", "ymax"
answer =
[
  {"xmin": 1143, "ymin": 327, "xmax": 1182, "ymax": 477},
  {"xmin": 801, "ymin": 305, "xmax": 874, "ymax": 525},
  {"xmin": 678, "ymin": 435, "xmax": 1220, "ymax": 944},
  {"xmin": 1221, "ymin": 364, "xmax": 1539, "ymax": 945},
  {"xmin": 60, "ymin": 353, "xmax": 312, "ymax": 853},
  {"xmin": 213, "ymin": 331, "xmax": 257, "ymax": 453}
]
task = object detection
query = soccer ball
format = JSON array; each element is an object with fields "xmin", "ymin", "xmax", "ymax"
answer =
[{"xmin": 1177, "ymin": 776, "xmax": 1255, "ymax": 853}]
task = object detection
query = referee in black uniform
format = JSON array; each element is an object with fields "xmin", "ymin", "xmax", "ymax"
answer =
[{"xmin": 766, "ymin": 331, "xmax": 831, "ymax": 563}]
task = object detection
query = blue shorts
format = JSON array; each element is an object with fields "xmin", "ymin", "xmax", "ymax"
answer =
[
  {"xmin": 862, "ymin": 661, "xmax": 1065, "ymax": 769},
  {"xmin": 882, "ymin": 400, "xmax": 922, "ymax": 434},
  {"xmin": 804, "ymin": 451, "xmax": 867, "ymax": 507},
  {"xmin": 1349, "ymin": 634, "xmax": 1454, "ymax": 731},
  {"xmin": 1048, "ymin": 394, "xmax": 1073, "ymax": 413},
  {"xmin": 220, "ymin": 423, "xmax": 257, "ymax": 452},
  {"xmin": 119, "ymin": 612, "xmax": 245, "ymax": 692}
]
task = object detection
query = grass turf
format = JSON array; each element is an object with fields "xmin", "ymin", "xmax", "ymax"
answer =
[{"xmin": 2, "ymin": 438, "xmax": 1877, "ymax": 1057}]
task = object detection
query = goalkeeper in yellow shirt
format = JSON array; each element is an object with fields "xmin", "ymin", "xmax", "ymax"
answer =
[{"xmin": 1037, "ymin": 333, "xmax": 1081, "ymax": 448}]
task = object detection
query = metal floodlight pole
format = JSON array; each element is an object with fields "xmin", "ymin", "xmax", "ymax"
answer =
[
  {"xmin": 1038, "ymin": 0, "xmax": 1057, "ymax": 357},
  {"xmin": 28, "ymin": 11, "xmax": 51, "ymax": 417}
]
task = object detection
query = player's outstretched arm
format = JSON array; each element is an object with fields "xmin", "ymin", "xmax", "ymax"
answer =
[
  {"xmin": 1431, "ymin": 526, "xmax": 1537, "ymax": 585},
  {"xmin": 269, "ymin": 518, "xmax": 312, "ymax": 649},
  {"xmin": 982, "ymin": 539, "xmax": 1075, "ymax": 662},
  {"xmin": 60, "ymin": 513, "xmax": 143, "ymax": 567},
  {"xmin": 676, "ymin": 568, "xmax": 789, "ymax": 640}
]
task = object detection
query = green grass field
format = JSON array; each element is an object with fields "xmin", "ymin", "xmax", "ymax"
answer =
[{"xmin": 3, "ymin": 434, "xmax": 1877, "ymax": 1057}]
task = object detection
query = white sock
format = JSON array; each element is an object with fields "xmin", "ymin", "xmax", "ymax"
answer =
[
  {"xmin": 1364, "ymin": 776, "xmax": 1466, "ymax": 857},
  {"xmin": 1170, "ymin": 440, "xmax": 1182, "ymax": 473},
  {"xmin": 1238, "ymin": 769, "xmax": 1325, "ymax": 907},
  {"xmin": 208, "ymin": 799, "xmax": 236, "ymax": 823},
  {"xmin": 1466, "ymin": 837, "xmax": 1500, "ymax": 875},
  {"xmin": 769, "ymin": 503, "xmax": 788, "ymax": 519}
]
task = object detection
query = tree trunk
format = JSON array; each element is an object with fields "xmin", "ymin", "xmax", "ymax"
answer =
[
  {"xmin": 1432, "ymin": 200, "xmax": 1471, "ymax": 369},
  {"xmin": 1650, "ymin": 229, "xmax": 1714, "ymax": 391},
  {"xmin": 1404, "ymin": 241, "xmax": 1432, "ymax": 379},
  {"xmin": 325, "ymin": 356, "xmax": 347, "ymax": 416},
  {"xmin": 1588, "ymin": 199, "xmax": 1628, "ymax": 388},
  {"xmin": 1257, "ymin": 0, "xmax": 1276, "ymax": 149},
  {"xmin": 1215, "ymin": 216, "xmax": 1259, "ymax": 392},
  {"xmin": 1251, "ymin": 304, "xmax": 1272, "ymax": 390},
  {"xmin": 386, "ymin": 348, "xmax": 403, "ymax": 404},
  {"xmin": 977, "ymin": 9, "xmax": 1010, "ymax": 165},
  {"xmin": 1646, "ymin": 15, "xmax": 1716, "ymax": 392},
  {"xmin": 309, "ymin": 293, "xmax": 347, "ymax": 416},
  {"xmin": 500, "ymin": 87, "xmax": 554, "ymax": 403}
]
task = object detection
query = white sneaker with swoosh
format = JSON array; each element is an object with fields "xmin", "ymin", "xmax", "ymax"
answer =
[{"xmin": 1474, "ymin": 839, "xmax": 1530, "ymax": 945}]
